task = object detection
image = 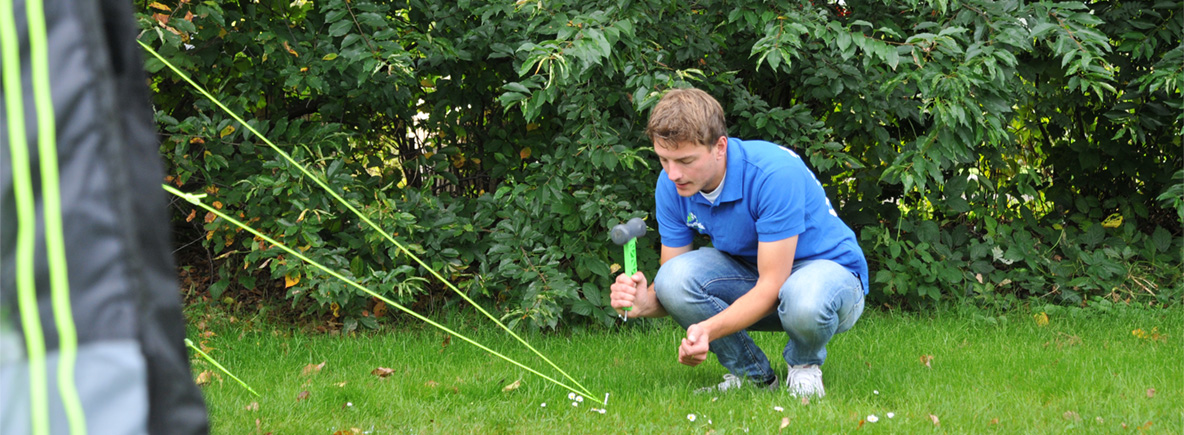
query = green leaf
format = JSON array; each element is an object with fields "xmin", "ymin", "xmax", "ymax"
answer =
[
  {"xmin": 1152, "ymin": 226, "xmax": 1172, "ymax": 252},
  {"xmin": 328, "ymin": 20, "xmax": 353, "ymax": 37}
]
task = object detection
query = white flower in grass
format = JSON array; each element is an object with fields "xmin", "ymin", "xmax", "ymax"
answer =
[
  {"xmin": 867, "ymin": 415, "xmax": 879, "ymax": 423},
  {"xmin": 687, "ymin": 414, "xmax": 696, "ymax": 422},
  {"xmin": 571, "ymin": 401, "xmax": 578, "ymax": 407},
  {"xmin": 568, "ymin": 392, "xmax": 576, "ymax": 400},
  {"xmin": 598, "ymin": 409, "xmax": 606, "ymax": 414},
  {"xmin": 887, "ymin": 412, "xmax": 895, "ymax": 418},
  {"xmin": 540, "ymin": 403, "xmax": 546, "ymax": 408},
  {"xmin": 774, "ymin": 406, "xmax": 784, "ymax": 412},
  {"xmin": 873, "ymin": 390, "xmax": 879, "ymax": 395},
  {"xmin": 576, "ymin": 395, "xmax": 583, "ymax": 403}
]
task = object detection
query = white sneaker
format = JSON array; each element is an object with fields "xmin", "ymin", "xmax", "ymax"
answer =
[
  {"xmin": 694, "ymin": 374, "xmax": 778, "ymax": 394},
  {"xmin": 785, "ymin": 364, "xmax": 825, "ymax": 398}
]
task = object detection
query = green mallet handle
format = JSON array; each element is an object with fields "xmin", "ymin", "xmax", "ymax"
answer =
[
  {"xmin": 622, "ymin": 238, "xmax": 637, "ymax": 312},
  {"xmin": 610, "ymin": 217, "xmax": 646, "ymax": 320}
]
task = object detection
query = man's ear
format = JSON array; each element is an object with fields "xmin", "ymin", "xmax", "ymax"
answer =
[{"xmin": 714, "ymin": 136, "xmax": 728, "ymax": 159}]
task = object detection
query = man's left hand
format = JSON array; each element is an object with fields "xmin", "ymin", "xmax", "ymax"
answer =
[{"xmin": 678, "ymin": 323, "xmax": 710, "ymax": 366}]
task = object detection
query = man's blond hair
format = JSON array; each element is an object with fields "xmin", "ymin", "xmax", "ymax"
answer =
[{"xmin": 645, "ymin": 88, "xmax": 727, "ymax": 149}]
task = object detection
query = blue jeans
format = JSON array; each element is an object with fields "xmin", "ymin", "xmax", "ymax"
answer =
[{"xmin": 653, "ymin": 248, "xmax": 865, "ymax": 383}]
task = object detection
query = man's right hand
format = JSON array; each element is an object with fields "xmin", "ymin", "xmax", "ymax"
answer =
[{"xmin": 610, "ymin": 271, "xmax": 649, "ymax": 318}]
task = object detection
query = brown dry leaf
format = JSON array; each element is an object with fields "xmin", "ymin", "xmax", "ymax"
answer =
[
  {"xmin": 330, "ymin": 429, "xmax": 361, "ymax": 435},
  {"xmin": 200, "ymin": 330, "xmax": 216, "ymax": 339},
  {"xmin": 1063, "ymin": 411, "xmax": 1080, "ymax": 421},
  {"xmin": 780, "ymin": 417, "xmax": 790, "ymax": 429},
  {"xmin": 184, "ymin": 10, "xmax": 193, "ymax": 21},
  {"xmin": 302, "ymin": 361, "xmax": 326, "ymax": 376},
  {"xmin": 148, "ymin": 2, "xmax": 170, "ymax": 11},
  {"xmin": 204, "ymin": 212, "xmax": 217, "ymax": 224},
  {"xmin": 502, "ymin": 379, "xmax": 522, "ymax": 392},
  {"xmin": 195, "ymin": 370, "xmax": 214, "ymax": 385},
  {"xmin": 245, "ymin": 402, "xmax": 259, "ymax": 412},
  {"xmin": 373, "ymin": 300, "xmax": 387, "ymax": 318},
  {"xmin": 296, "ymin": 390, "xmax": 310, "ymax": 401},
  {"xmin": 371, "ymin": 367, "xmax": 395, "ymax": 378},
  {"xmin": 920, "ymin": 354, "xmax": 934, "ymax": 368},
  {"xmin": 857, "ymin": 420, "xmax": 865, "ymax": 429},
  {"xmin": 519, "ymin": 147, "xmax": 531, "ymax": 160},
  {"xmin": 152, "ymin": 12, "xmax": 169, "ymax": 25},
  {"xmin": 799, "ymin": 396, "xmax": 809, "ymax": 406},
  {"xmin": 990, "ymin": 418, "xmax": 999, "ymax": 425},
  {"xmin": 425, "ymin": 380, "xmax": 438, "ymax": 388},
  {"xmin": 441, "ymin": 335, "xmax": 451, "ymax": 348},
  {"xmin": 1146, "ymin": 388, "xmax": 1155, "ymax": 398},
  {"xmin": 186, "ymin": 209, "xmax": 196, "ymax": 222},
  {"xmin": 283, "ymin": 41, "xmax": 299, "ymax": 57},
  {"xmin": 929, "ymin": 414, "xmax": 940, "ymax": 426},
  {"xmin": 212, "ymin": 201, "xmax": 223, "ymax": 210}
]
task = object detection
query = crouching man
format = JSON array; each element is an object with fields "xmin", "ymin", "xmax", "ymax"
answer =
[{"xmin": 610, "ymin": 88, "xmax": 869, "ymax": 397}]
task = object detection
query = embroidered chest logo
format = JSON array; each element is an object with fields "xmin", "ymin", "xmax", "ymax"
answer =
[{"xmin": 685, "ymin": 212, "xmax": 707, "ymax": 234}]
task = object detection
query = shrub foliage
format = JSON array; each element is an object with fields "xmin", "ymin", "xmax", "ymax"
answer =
[{"xmin": 138, "ymin": 0, "xmax": 1183, "ymax": 330}]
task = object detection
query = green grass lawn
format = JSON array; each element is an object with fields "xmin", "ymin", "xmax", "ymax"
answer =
[{"xmin": 188, "ymin": 304, "xmax": 1181, "ymax": 434}]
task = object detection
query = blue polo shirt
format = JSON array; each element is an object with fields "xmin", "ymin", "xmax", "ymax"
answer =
[{"xmin": 655, "ymin": 138, "xmax": 869, "ymax": 293}]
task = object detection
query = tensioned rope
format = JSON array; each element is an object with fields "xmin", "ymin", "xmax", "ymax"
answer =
[
  {"xmin": 137, "ymin": 40, "xmax": 603, "ymax": 404},
  {"xmin": 166, "ymin": 186, "xmax": 597, "ymax": 402}
]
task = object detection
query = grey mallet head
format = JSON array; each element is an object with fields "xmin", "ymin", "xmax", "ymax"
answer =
[{"xmin": 610, "ymin": 217, "xmax": 647, "ymax": 246}]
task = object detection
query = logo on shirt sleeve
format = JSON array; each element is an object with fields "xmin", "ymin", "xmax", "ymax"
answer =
[{"xmin": 685, "ymin": 212, "xmax": 707, "ymax": 234}]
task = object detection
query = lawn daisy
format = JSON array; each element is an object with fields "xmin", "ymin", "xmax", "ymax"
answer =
[
  {"xmin": 687, "ymin": 414, "xmax": 696, "ymax": 422},
  {"xmin": 867, "ymin": 415, "xmax": 879, "ymax": 423}
]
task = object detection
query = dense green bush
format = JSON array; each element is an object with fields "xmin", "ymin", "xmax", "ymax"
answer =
[{"xmin": 139, "ymin": 0, "xmax": 1182, "ymax": 330}]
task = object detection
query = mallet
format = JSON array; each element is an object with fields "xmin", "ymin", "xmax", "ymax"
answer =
[{"xmin": 610, "ymin": 217, "xmax": 646, "ymax": 321}]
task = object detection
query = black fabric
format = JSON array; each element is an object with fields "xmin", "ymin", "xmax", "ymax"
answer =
[{"xmin": 0, "ymin": 0, "xmax": 209, "ymax": 431}]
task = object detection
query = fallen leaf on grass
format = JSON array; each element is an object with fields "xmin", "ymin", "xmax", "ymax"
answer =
[
  {"xmin": 1063, "ymin": 411, "xmax": 1080, "ymax": 422},
  {"xmin": 335, "ymin": 381, "xmax": 347, "ymax": 387},
  {"xmin": 990, "ymin": 418, "xmax": 999, "ymax": 425},
  {"xmin": 195, "ymin": 370, "xmax": 216, "ymax": 385},
  {"xmin": 245, "ymin": 402, "xmax": 259, "ymax": 411},
  {"xmin": 503, "ymin": 379, "xmax": 522, "ymax": 392},
  {"xmin": 920, "ymin": 354, "xmax": 934, "ymax": 368},
  {"xmin": 780, "ymin": 417, "xmax": 790, "ymax": 430},
  {"xmin": 331, "ymin": 429, "xmax": 361, "ymax": 435},
  {"xmin": 425, "ymin": 380, "xmax": 438, "ymax": 388},
  {"xmin": 371, "ymin": 367, "xmax": 395, "ymax": 378},
  {"xmin": 800, "ymin": 396, "xmax": 809, "ymax": 406},
  {"xmin": 302, "ymin": 361, "xmax": 326, "ymax": 376},
  {"xmin": 1034, "ymin": 312, "xmax": 1049, "ymax": 326},
  {"xmin": 1146, "ymin": 388, "xmax": 1155, "ymax": 398},
  {"xmin": 296, "ymin": 390, "xmax": 310, "ymax": 401},
  {"xmin": 929, "ymin": 414, "xmax": 940, "ymax": 426}
]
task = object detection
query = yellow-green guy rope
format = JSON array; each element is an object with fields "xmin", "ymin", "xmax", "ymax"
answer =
[
  {"xmin": 1, "ymin": 0, "xmax": 50, "ymax": 432},
  {"xmin": 184, "ymin": 339, "xmax": 259, "ymax": 397},
  {"xmin": 166, "ymin": 186, "xmax": 605, "ymax": 405},
  {"xmin": 138, "ymin": 39, "xmax": 600, "ymax": 402},
  {"xmin": 26, "ymin": 0, "xmax": 86, "ymax": 430}
]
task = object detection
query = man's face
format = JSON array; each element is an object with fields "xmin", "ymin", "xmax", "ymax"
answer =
[{"xmin": 654, "ymin": 137, "xmax": 727, "ymax": 197}]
